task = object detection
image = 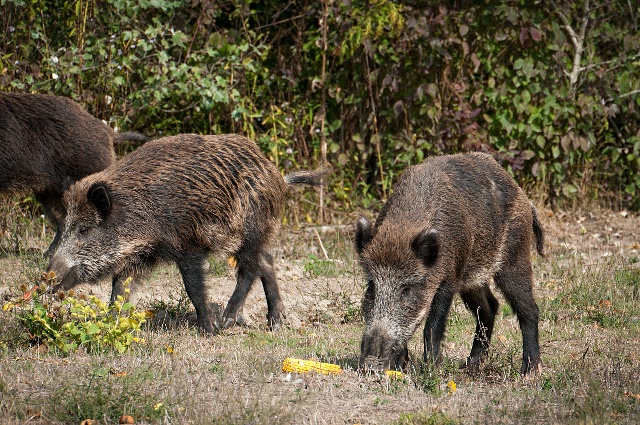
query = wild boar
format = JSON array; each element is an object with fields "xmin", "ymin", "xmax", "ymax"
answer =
[
  {"xmin": 47, "ymin": 134, "xmax": 328, "ymax": 333},
  {"xmin": 355, "ymin": 152, "xmax": 544, "ymax": 375},
  {"xmin": 0, "ymin": 92, "xmax": 146, "ymax": 255}
]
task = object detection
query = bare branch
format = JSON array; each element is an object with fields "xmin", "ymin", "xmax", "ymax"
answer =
[
  {"xmin": 550, "ymin": 0, "xmax": 592, "ymax": 97},
  {"xmin": 615, "ymin": 89, "xmax": 640, "ymax": 100}
]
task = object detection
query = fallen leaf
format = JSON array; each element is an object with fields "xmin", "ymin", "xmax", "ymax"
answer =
[
  {"xmin": 26, "ymin": 409, "xmax": 42, "ymax": 419},
  {"xmin": 110, "ymin": 368, "xmax": 127, "ymax": 377},
  {"xmin": 598, "ymin": 299, "xmax": 612, "ymax": 308},
  {"xmin": 119, "ymin": 415, "xmax": 135, "ymax": 424}
]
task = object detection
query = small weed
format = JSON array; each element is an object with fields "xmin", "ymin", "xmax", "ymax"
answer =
[
  {"xmin": 303, "ymin": 254, "xmax": 338, "ymax": 277},
  {"xmin": 148, "ymin": 288, "xmax": 193, "ymax": 319},
  {"xmin": 413, "ymin": 363, "xmax": 442, "ymax": 395},
  {"xmin": 374, "ymin": 397, "xmax": 390, "ymax": 406},
  {"xmin": 47, "ymin": 363, "xmax": 173, "ymax": 424},
  {"xmin": 307, "ymin": 307, "xmax": 334, "ymax": 325},
  {"xmin": 342, "ymin": 304, "xmax": 362, "ymax": 324},
  {"xmin": 209, "ymin": 361, "xmax": 224, "ymax": 376}
]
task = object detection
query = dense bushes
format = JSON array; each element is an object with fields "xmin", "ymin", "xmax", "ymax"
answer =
[{"xmin": 1, "ymin": 0, "xmax": 638, "ymax": 211}]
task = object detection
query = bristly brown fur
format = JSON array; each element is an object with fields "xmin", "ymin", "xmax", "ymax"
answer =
[
  {"xmin": 48, "ymin": 133, "xmax": 329, "ymax": 333},
  {"xmin": 0, "ymin": 92, "xmax": 145, "ymax": 256}
]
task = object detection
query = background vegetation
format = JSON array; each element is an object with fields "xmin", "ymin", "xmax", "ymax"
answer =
[{"xmin": 1, "ymin": 0, "xmax": 639, "ymax": 211}]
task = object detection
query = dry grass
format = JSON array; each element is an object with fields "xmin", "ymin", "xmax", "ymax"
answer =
[{"xmin": 1, "ymin": 199, "xmax": 639, "ymax": 424}]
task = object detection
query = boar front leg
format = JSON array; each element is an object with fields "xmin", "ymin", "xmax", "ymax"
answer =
[
  {"xmin": 423, "ymin": 283, "xmax": 454, "ymax": 365},
  {"xmin": 36, "ymin": 190, "xmax": 66, "ymax": 258},
  {"xmin": 110, "ymin": 275, "xmax": 127, "ymax": 304},
  {"xmin": 222, "ymin": 256, "xmax": 256, "ymax": 330},
  {"xmin": 177, "ymin": 254, "xmax": 218, "ymax": 334}
]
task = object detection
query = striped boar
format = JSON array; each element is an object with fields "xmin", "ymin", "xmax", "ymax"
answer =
[
  {"xmin": 0, "ymin": 92, "xmax": 146, "ymax": 255},
  {"xmin": 355, "ymin": 152, "xmax": 544, "ymax": 375},
  {"xmin": 47, "ymin": 134, "xmax": 328, "ymax": 333}
]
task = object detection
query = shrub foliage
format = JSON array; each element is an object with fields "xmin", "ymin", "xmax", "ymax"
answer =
[{"xmin": 1, "ymin": 0, "xmax": 638, "ymax": 210}]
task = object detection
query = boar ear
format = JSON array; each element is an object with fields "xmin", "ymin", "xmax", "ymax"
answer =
[
  {"xmin": 355, "ymin": 217, "xmax": 374, "ymax": 254},
  {"xmin": 87, "ymin": 182, "xmax": 112, "ymax": 219},
  {"xmin": 411, "ymin": 229, "xmax": 439, "ymax": 267}
]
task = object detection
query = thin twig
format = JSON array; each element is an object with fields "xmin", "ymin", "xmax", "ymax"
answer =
[
  {"xmin": 318, "ymin": 0, "xmax": 329, "ymax": 224},
  {"xmin": 364, "ymin": 48, "xmax": 386, "ymax": 200},
  {"xmin": 313, "ymin": 228, "xmax": 329, "ymax": 260},
  {"xmin": 613, "ymin": 88, "xmax": 640, "ymax": 100}
]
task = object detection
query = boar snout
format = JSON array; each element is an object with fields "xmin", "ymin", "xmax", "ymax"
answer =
[
  {"xmin": 360, "ymin": 327, "xmax": 409, "ymax": 372},
  {"xmin": 47, "ymin": 255, "xmax": 80, "ymax": 291}
]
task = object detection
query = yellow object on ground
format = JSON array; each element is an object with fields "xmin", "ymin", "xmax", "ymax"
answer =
[
  {"xmin": 385, "ymin": 370, "xmax": 404, "ymax": 378},
  {"xmin": 282, "ymin": 357, "xmax": 343, "ymax": 375}
]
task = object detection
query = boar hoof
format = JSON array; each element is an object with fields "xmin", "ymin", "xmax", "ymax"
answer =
[
  {"xmin": 464, "ymin": 356, "xmax": 485, "ymax": 372},
  {"xmin": 267, "ymin": 318, "xmax": 282, "ymax": 332},
  {"xmin": 521, "ymin": 358, "xmax": 543, "ymax": 376},
  {"xmin": 198, "ymin": 319, "xmax": 219, "ymax": 334},
  {"xmin": 221, "ymin": 312, "xmax": 246, "ymax": 330}
]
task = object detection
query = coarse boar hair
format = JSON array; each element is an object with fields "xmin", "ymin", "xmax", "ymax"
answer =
[
  {"xmin": 355, "ymin": 152, "xmax": 544, "ymax": 375},
  {"xmin": 0, "ymin": 92, "xmax": 146, "ymax": 255},
  {"xmin": 47, "ymin": 134, "xmax": 328, "ymax": 333}
]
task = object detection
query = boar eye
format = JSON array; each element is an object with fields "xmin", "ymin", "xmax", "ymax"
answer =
[
  {"xmin": 78, "ymin": 226, "xmax": 89, "ymax": 236},
  {"xmin": 399, "ymin": 285, "xmax": 412, "ymax": 298}
]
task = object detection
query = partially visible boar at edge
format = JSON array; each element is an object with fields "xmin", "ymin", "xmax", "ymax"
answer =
[
  {"xmin": 47, "ymin": 134, "xmax": 329, "ymax": 333},
  {"xmin": 355, "ymin": 152, "xmax": 544, "ymax": 375},
  {"xmin": 0, "ymin": 92, "xmax": 147, "ymax": 256}
]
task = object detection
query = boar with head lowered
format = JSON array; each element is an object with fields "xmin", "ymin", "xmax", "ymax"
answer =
[
  {"xmin": 355, "ymin": 152, "xmax": 544, "ymax": 375},
  {"xmin": 0, "ymin": 92, "xmax": 146, "ymax": 256},
  {"xmin": 47, "ymin": 134, "xmax": 328, "ymax": 333}
]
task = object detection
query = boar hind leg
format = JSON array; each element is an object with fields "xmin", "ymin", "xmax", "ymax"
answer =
[
  {"xmin": 258, "ymin": 251, "xmax": 285, "ymax": 331},
  {"xmin": 423, "ymin": 283, "xmax": 455, "ymax": 365},
  {"xmin": 494, "ymin": 265, "xmax": 541, "ymax": 375},
  {"xmin": 222, "ymin": 248, "xmax": 284, "ymax": 331},
  {"xmin": 177, "ymin": 254, "xmax": 218, "ymax": 334},
  {"xmin": 460, "ymin": 285, "xmax": 500, "ymax": 369}
]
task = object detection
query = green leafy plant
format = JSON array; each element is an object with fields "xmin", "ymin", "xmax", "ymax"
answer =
[
  {"xmin": 303, "ymin": 254, "xmax": 337, "ymax": 278},
  {"xmin": 3, "ymin": 272, "xmax": 147, "ymax": 354}
]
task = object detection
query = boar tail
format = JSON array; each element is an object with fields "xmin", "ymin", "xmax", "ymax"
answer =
[
  {"xmin": 284, "ymin": 167, "xmax": 332, "ymax": 186},
  {"xmin": 114, "ymin": 131, "xmax": 149, "ymax": 145},
  {"xmin": 531, "ymin": 203, "xmax": 544, "ymax": 256}
]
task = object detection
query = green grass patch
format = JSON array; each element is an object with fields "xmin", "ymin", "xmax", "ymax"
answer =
[{"xmin": 303, "ymin": 254, "xmax": 338, "ymax": 277}]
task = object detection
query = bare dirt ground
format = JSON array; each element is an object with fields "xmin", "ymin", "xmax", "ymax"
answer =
[
  {"xmin": 2, "ymin": 206, "xmax": 637, "ymax": 331},
  {"xmin": 1, "ymin": 206, "xmax": 639, "ymax": 424}
]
